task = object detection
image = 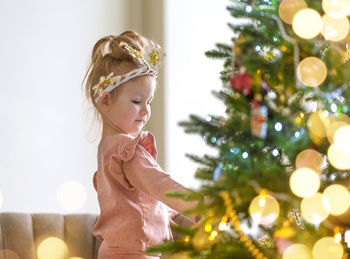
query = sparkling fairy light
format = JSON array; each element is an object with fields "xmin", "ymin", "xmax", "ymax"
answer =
[
  {"xmin": 242, "ymin": 152, "xmax": 249, "ymax": 159},
  {"xmin": 331, "ymin": 103, "xmax": 337, "ymax": 113},
  {"xmin": 272, "ymin": 149, "xmax": 279, "ymax": 157},
  {"xmin": 205, "ymin": 115, "xmax": 212, "ymax": 122},
  {"xmin": 246, "ymin": 6, "xmax": 253, "ymax": 13},
  {"xmin": 274, "ymin": 122, "xmax": 283, "ymax": 131}
]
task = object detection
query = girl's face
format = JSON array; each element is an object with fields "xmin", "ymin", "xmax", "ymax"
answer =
[{"xmin": 101, "ymin": 76, "xmax": 156, "ymax": 135}]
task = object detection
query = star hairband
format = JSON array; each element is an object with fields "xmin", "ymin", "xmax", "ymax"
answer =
[{"xmin": 92, "ymin": 40, "xmax": 162, "ymax": 102}]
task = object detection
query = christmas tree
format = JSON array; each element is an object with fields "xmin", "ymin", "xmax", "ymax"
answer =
[{"xmin": 150, "ymin": 0, "xmax": 350, "ymax": 258}]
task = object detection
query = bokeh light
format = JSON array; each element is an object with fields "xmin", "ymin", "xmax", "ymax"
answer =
[
  {"xmin": 307, "ymin": 111, "xmax": 330, "ymax": 142},
  {"xmin": 322, "ymin": 0, "xmax": 350, "ymax": 18},
  {"xmin": 37, "ymin": 237, "xmax": 68, "ymax": 259},
  {"xmin": 333, "ymin": 125, "xmax": 350, "ymax": 144},
  {"xmin": 57, "ymin": 181, "xmax": 87, "ymax": 211},
  {"xmin": 323, "ymin": 184, "xmax": 350, "ymax": 215},
  {"xmin": 293, "ymin": 9, "xmax": 323, "ymax": 39},
  {"xmin": 290, "ymin": 168, "xmax": 320, "ymax": 198},
  {"xmin": 278, "ymin": 0, "xmax": 308, "ymax": 24},
  {"xmin": 282, "ymin": 244, "xmax": 312, "ymax": 259},
  {"xmin": 312, "ymin": 237, "xmax": 344, "ymax": 259},
  {"xmin": 0, "ymin": 249, "xmax": 20, "ymax": 259},
  {"xmin": 327, "ymin": 121, "xmax": 349, "ymax": 143},
  {"xmin": 301, "ymin": 193, "xmax": 330, "ymax": 225},
  {"xmin": 327, "ymin": 142, "xmax": 350, "ymax": 170},
  {"xmin": 295, "ymin": 149, "xmax": 325, "ymax": 173},
  {"xmin": 321, "ymin": 14, "xmax": 350, "ymax": 41},
  {"xmin": 249, "ymin": 194, "xmax": 280, "ymax": 226},
  {"xmin": 297, "ymin": 57, "xmax": 327, "ymax": 87}
]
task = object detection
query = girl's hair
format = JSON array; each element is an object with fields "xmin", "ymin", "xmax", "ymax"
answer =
[
  {"xmin": 83, "ymin": 30, "xmax": 149, "ymax": 107},
  {"xmin": 82, "ymin": 30, "xmax": 150, "ymax": 140}
]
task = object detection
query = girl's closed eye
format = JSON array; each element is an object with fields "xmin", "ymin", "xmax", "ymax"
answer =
[{"xmin": 132, "ymin": 100, "xmax": 141, "ymax": 104}]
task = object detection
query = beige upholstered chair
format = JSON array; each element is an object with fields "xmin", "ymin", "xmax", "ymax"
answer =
[
  {"xmin": 0, "ymin": 212, "xmax": 192, "ymax": 259},
  {"xmin": 0, "ymin": 212, "xmax": 101, "ymax": 259}
]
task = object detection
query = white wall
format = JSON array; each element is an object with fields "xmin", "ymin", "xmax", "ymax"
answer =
[
  {"xmin": 0, "ymin": 0, "xmax": 131, "ymax": 213},
  {"xmin": 165, "ymin": 0, "xmax": 232, "ymax": 188},
  {"xmin": 0, "ymin": 0, "xmax": 233, "ymax": 213}
]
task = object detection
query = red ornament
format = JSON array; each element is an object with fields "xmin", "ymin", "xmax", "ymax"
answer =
[{"xmin": 230, "ymin": 66, "xmax": 252, "ymax": 95}]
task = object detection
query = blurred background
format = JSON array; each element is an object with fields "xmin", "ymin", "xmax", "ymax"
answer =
[{"xmin": 0, "ymin": 0, "xmax": 231, "ymax": 214}]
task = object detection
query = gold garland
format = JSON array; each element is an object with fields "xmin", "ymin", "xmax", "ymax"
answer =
[{"xmin": 219, "ymin": 191, "xmax": 267, "ymax": 259}]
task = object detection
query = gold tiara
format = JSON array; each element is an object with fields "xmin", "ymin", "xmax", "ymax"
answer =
[{"xmin": 92, "ymin": 40, "xmax": 162, "ymax": 102}]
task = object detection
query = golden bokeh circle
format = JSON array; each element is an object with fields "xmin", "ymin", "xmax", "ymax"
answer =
[
  {"xmin": 297, "ymin": 57, "xmax": 327, "ymax": 87},
  {"xmin": 282, "ymin": 244, "xmax": 312, "ymax": 259},
  {"xmin": 321, "ymin": 14, "xmax": 350, "ymax": 42},
  {"xmin": 295, "ymin": 149, "xmax": 325, "ymax": 173},
  {"xmin": 322, "ymin": 0, "xmax": 350, "ymax": 18},
  {"xmin": 327, "ymin": 121, "xmax": 349, "ymax": 143},
  {"xmin": 312, "ymin": 237, "xmax": 344, "ymax": 259},
  {"xmin": 278, "ymin": 0, "xmax": 308, "ymax": 24},
  {"xmin": 307, "ymin": 111, "xmax": 331, "ymax": 142},
  {"xmin": 327, "ymin": 142, "xmax": 350, "ymax": 170},
  {"xmin": 249, "ymin": 194, "xmax": 280, "ymax": 226},
  {"xmin": 290, "ymin": 168, "xmax": 320, "ymax": 198},
  {"xmin": 301, "ymin": 193, "xmax": 330, "ymax": 224},
  {"xmin": 333, "ymin": 125, "xmax": 350, "ymax": 144},
  {"xmin": 292, "ymin": 9, "xmax": 323, "ymax": 39},
  {"xmin": 323, "ymin": 184, "xmax": 350, "ymax": 215},
  {"xmin": 37, "ymin": 237, "xmax": 68, "ymax": 259}
]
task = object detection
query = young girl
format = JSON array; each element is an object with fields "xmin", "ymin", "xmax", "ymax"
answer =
[{"xmin": 83, "ymin": 31, "xmax": 200, "ymax": 259}]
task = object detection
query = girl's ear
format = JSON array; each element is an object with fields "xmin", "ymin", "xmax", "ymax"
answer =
[{"xmin": 97, "ymin": 92, "xmax": 112, "ymax": 112}]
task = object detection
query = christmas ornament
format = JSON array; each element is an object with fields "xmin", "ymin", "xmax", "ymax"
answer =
[
  {"xmin": 213, "ymin": 163, "xmax": 224, "ymax": 181},
  {"xmin": 230, "ymin": 66, "xmax": 252, "ymax": 96},
  {"xmin": 168, "ymin": 252, "xmax": 191, "ymax": 259},
  {"xmin": 251, "ymin": 101, "xmax": 268, "ymax": 139},
  {"xmin": 192, "ymin": 230, "xmax": 214, "ymax": 251}
]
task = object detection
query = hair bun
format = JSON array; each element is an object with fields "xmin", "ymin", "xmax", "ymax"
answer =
[{"xmin": 108, "ymin": 31, "xmax": 147, "ymax": 60}]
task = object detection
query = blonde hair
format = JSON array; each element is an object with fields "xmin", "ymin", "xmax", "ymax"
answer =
[{"xmin": 82, "ymin": 31, "xmax": 150, "ymax": 140}]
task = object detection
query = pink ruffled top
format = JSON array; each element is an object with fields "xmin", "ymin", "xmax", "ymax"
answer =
[{"xmin": 92, "ymin": 131, "xmax": 196, "ymax": 256}]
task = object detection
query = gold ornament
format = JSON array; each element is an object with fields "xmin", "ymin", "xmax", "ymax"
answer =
[
  {"xmin": 168, "ymin": 252, "xmax": 191, "ymax": 259},
  {"xmin": 192, "ymin": 230, "xmax": 213, "ymax": 251}
]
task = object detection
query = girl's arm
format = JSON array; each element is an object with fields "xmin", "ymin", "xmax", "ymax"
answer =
[{"xmin": 121, "ymin": 147, "xmax": 201, "ymax": 223}]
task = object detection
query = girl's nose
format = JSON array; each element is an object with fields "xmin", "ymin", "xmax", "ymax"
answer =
[{"xmin": 140, "ymin": 105, "xmax": 150, "ymax": 115}]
